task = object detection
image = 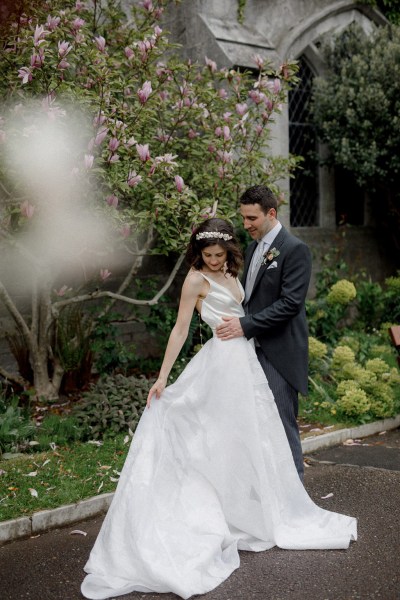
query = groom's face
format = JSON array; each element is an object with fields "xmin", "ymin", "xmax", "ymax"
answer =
[{"xmin": 240, "ymin": 203, "xmax": 276, "ymax": 240}]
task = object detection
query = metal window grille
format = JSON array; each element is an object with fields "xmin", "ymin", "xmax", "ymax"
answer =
[{"xmin": 289, "ymin": 57, "xmax": 319, "ymax": 227}]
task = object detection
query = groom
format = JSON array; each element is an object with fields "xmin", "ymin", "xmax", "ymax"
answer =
[{"xmin": 216, "ymin": 185, "xmax": 312, "ymax": 481}]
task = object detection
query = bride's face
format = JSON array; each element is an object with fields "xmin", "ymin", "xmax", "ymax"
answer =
[{"xmin": 201, "ymin": 244, "xmax": 227, "ymax": 272}]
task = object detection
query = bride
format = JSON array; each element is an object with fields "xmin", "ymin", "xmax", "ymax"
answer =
[{"xmin": 81, "ymin": 218, "xmax": 357, "ymax": 600}]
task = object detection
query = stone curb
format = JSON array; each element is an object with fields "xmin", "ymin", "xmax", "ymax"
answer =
[
  {"xmin": 301, "ymin": 414, "xmax": 400, "ymax": 453},
  {"xmin": 1, "ymin": 415, "xmax": 400, "ymax": 546}
]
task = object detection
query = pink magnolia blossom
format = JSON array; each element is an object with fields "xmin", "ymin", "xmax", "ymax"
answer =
[
  {"xmin": 84, "ymin": 154, "xmax": 94, "ymax": 169},
  {"xmin": 108, "ymin": 137, "xmax": 119, "ymax": 152},
  {"xmin": 33, "ymin": 25, "xmax": 48, "ymax": 46},
  {"xmin": 218, "ymin": 89, "xmax": 228, "ymax": 99},
  {"xmin": 214, "ymin": 126, "xmax": 222, "ymax": 137},
  {"xmin": 127, "ymin": 170, "xmax": 142, "ymax": 187},
  {"xmin": 94, "ymin": 128, "xmax": 108, "ymax": 145},
  {"xmin": 205, "ymin": 56, "xmax": 217, "ymax": 73},
  {"xmin": 120, "ymin": 224, "xmax": 131, "ymax": 238},
  {"xmin": 136, "ymin": 143, "xmax": 150, "ymax": 162},
  {"xmin": 93, "ymin": 113, "xmax": 107, "ymax": 127},
  {"xmin": 46, "ymin": 15, "xmax": 60, "ymax": 31},
  {"xmin": 223, "ymin": 112, "xmax": 232, "ymax": 122},
  {"xmin": 154, "ymin": 153, "xmax": 178, "ymax": 167},
  {"xmin": 223, "ymin": 125, "xmax": 231, "ymax": 141},
  {"xmin": 217, "ymin": 150, "xmax": 233, "ymax": 164},
  {"xmin": 75, "ymin": 1, "xmax": 85, "ymax": 11},
  {"xmin": 109, "ymin": 154, "xmax": 119, "ymax": 163},
  {"xmin": 208, "ymin": 144, "xmax": 216, "ymax": 154},
  {"xmin": 72, "ymin": 17, "xmax": 85, "ymax": 31},
  {"xmin": 155, "ymin": 129, "xmax": 170, "ymax": 143},
  {"xmin": 175, "ymin": 175, "xmax": 184, "ymax": 192},
  {"xmin": 137, "ymin": 81, "xmax": 152, "ymax": 104},
  {"xmin": 58, "ymin": 41, "xmax": 72, "ymax": 58},
  {"xmin": 154, "ymin": 7, "xmax": 163, "ymax": 18},
  {"xmin": 236, "ymin": 102, "xmax": 248, "ymax": 116},
  {"xmin": 58, "ymin": 59, "xmax": 70, "ymax": 70},
  {"xmin": 18, "ymin": 67, "xmax": 32, "ymax": 84},
  {"xmin": 94, "ymin": 36, "xmax": 106, "ymax": 53},
  {"xmin": 249, "ymin": 90, "xmax": 266, "ymax": 104},
  {"xmin": 126, "ymin": 136, "xmax": 137, "ymax": 147},
  {"xmin": 252, "ymin": 54, "xmax": 264, "ymax": 70},
  {"xmin": 187, "ymin": 129, "xmax": 198, "ymax": 139},
  {"xmin": 30, "ymin": 51, "xmax": 44, "ymax": 68},
  {"xmin": 54, "ymin": 285, "xmax": 72, "ymax": 297},
  {"xmin": 20, "ymin": 201, "xmax": 35, "ymax": 218},
  {"xmin": 100, "ymin": 269, "xmax": 111, "ymax": 281},
  {"xmin": 273, "ymin": 78, "xmax": 281, "ymax": 94},
  {"xmin": 264, "ymin": 78, "xmax": 281, "ymax": 94},
  {"xmin": 114, "ymin": 120, "xmax": 126, "ymax": 131},
  {"xmin": 154, "ymin": 25, "xmax": 162, "ymax": 37},
  {"xmin": 142, "ymin": 0, "xmax": 153, "ymax": 11},
  {"xmin": 280, "ymin": 63, "xmax": 290, "ymax": 79},
  {"xmin": 106, "ymin": 194, "xmax": 118, "ymax": 208},
  {"xmin": 124, "ymin": 47, "xmax": 134, "ymax": 60},
  {"xmin": 159, "ymin": 90, "xmax": 169, "ymax": 101},
  {"xmin": 263, "ymin": 98, "xmax": 273, "ymax": 112},
  {"xmin": 255, "ymin": 124, "xmax": 263, "ymax": 136},
  {"xmin": 201, "ymin": 202, "xmax": 218, "ymax": 219}
]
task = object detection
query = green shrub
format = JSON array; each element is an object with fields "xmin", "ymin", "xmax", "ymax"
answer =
[
  {"xmin": 0, "ymin": 397, "xmax": 36, "ymax": 455},
  {"xmin": 35, "ymin": 413, "xmax": 86, "ymax": 448},
  {"xmin": 72, "ymin": 374, "xmax": 155, "ymax": 439}
]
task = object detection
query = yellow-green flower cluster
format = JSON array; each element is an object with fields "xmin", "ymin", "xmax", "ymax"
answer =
[
  {"xmin": 326, "ymin": 279, "xmax": 357, "ymax": 305},
  {"xmin": 365, "ymin": 358, "xmax": 390, "ymax": 376},
  {"xmin": 308, "ymin": 336, "xmax": 328, "ymax": 361},
  {"xmin": 333, "ymin": 350, "xmax": 398, "ymax": 419},
  {"xmin": 336, "ymin": 387, "xmax": 371, "ymax": 416},
  {"xmin": 369, "ymin": 344, "xmax": 392, "ymax": 359},
  {"xmin": 331, "ymin": 345, "xmax": 356, "ymax": 370},
  {"xmin": 338, "ymin": 335, "xmax": 360, "ymax": 353},
  {"xmin": 367, "ymin": 382, "xmax": 395, "ymax": 418}
]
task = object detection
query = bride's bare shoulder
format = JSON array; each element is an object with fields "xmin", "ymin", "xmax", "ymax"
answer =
[{"xmin": 183, "ymin": 269, "xmax": 205, "ymax": 291}]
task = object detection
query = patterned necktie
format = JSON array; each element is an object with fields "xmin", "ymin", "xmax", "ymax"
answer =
[{"xmin": 250, "ymin": 240, "xmax": 265, "ymax": 275}]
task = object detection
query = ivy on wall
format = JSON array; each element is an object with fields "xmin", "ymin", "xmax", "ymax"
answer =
[{"xmin": 237, "ymin": 0, "xmax": 247, "ymax": 23}]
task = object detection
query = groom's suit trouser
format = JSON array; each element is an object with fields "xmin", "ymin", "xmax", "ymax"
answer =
[{"xmin": 255, "ymin": 347, "xmax": 304, "ymax": 482}]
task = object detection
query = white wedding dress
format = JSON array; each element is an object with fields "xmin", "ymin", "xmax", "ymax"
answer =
[{"xmin": 81, "ymin": 273, "xmax": 357, "ymax": 600}]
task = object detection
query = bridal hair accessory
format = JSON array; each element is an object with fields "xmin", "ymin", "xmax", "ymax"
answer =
[{"xmin": 196, "ymin": 232, "xmax": 233, "ymax": 241}]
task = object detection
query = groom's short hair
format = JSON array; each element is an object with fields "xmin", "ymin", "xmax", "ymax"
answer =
[{"xmin": 240, "ymin": 185, "xmax": 278, "ymax": 214}]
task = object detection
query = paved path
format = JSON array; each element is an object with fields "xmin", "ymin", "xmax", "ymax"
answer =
[{"xmin": 1, "ymin": 429, "xmax": 399, "ymax": 600}]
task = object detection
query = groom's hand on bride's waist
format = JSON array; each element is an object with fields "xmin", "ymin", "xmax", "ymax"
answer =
[{"xmin": 216, "ymin": 317, "xmax": 244, "ymax": 340}]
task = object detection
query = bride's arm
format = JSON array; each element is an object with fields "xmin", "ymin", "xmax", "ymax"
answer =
[{"xmin": 146, "ymin": 271, "xmax": 205, "ymax": 407}]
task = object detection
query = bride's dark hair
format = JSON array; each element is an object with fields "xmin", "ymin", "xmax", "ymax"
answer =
[{"xmin": 186, "ymin": 218, "xmax": 243, "ymax": 277}]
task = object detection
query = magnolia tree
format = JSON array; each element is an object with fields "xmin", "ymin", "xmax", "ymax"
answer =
[{"xmin": 0, "ymin": 0, "xmax": 298, "ymax": 400}]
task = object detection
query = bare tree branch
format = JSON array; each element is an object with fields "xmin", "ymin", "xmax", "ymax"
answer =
[
  {"xmin": 52, "ymin": 252, "xmax": 185, "ymax": 313},
  {"xmin": 149, "ymin": 252, "xmax": 185, "ymax": 304},
  {"xmin": 0, "ymin": 279, "xmax": 31, "ymax": 345}
]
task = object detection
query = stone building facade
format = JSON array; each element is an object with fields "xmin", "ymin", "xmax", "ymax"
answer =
[{"xmin": 162, "ymin": 0, "xmax": 397, "ymax": 284}]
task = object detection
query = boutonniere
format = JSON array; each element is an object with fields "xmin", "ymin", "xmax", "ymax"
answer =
[{"xmin": 261, "ymin": 247, "xmax": 280, "ymax": 266}]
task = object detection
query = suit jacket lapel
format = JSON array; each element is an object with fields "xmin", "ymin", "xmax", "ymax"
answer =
[{"xmin": 245, "ymin": 227, "xmax": 287, "ymax": 302}]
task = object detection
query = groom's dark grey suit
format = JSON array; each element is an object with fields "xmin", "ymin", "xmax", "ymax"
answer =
[{"xmin": 239, "ymin": 225, "xmax": 312, "ymax": 479}]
